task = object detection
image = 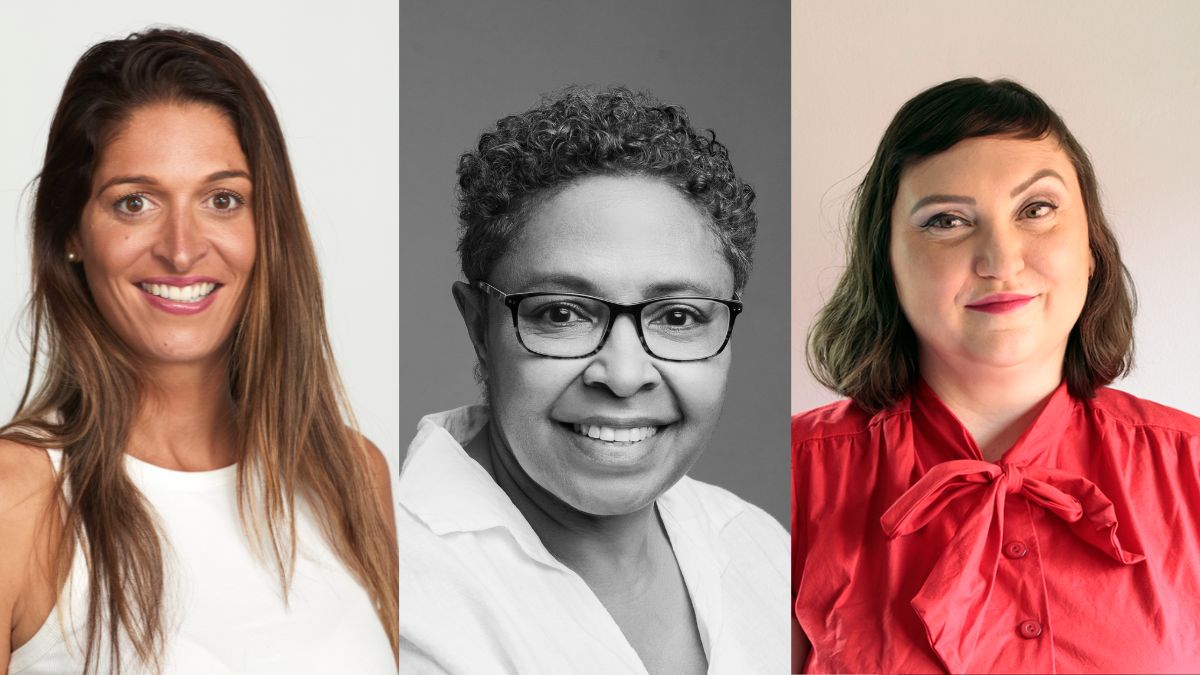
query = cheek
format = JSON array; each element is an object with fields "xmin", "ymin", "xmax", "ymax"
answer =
[
  {"xmin": 1031, "ymin": 231, "xmax": 1092, "ymax": 310},
  {"xmin": 669, "ymin": 357, "xmax": 730, "ymax": 419},
  {"xmin": 893, "ymin": 238, "xmax": 972, "ymax": 315},
  {"xmin": 214, "ymin": 225, "xmax": 258, "ymax": 276},
  {"xmin": 78, "ymin": 222, "xmax": 144, "ymax": 295},
  {"xmin": 484, "ymin": 327, "xmax": 571, "ymax": 414}
]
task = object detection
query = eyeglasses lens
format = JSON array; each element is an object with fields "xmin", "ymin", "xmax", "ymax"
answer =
[{"xmin": 515, "ymin": 295, "xmax": 731, "ymax": 360}]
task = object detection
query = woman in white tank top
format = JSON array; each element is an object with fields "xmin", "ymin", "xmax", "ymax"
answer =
[{"xmin": 0, "ymin": 28, "xmax": 398, "ymax": 674}]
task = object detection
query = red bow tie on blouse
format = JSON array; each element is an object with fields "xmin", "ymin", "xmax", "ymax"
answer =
[
  {"xmin": 878, "ymin": 384, "xmax": 1145, "ymax": 672},
  {"xmin": 883, "ymin": 456, "xmax": 1142, "ymax": 667}
]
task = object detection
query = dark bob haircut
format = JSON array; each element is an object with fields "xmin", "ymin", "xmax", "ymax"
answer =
[
  {"xmin": 455, "ymin": 86, "xmax": 757, "ymax": 292},
  {"xmin": 807, "ymin": 77, "xmax": 1135, "ymax": 413}
]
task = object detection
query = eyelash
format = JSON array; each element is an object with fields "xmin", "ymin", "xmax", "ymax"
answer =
[
  {"xmin": 919, "ymin": 213, "xmax": 968, "ymax": 230},
  {"xmin": 918, "ymin": 200, "xmax": 1059, "ymax": 230},
  {"xmin": 1020, "ymin": 200, "xmax": 1058, "ymax": 219},
  {"xmin": 110, "ymin": 189, "xmax": 248, "ymax": 218}
]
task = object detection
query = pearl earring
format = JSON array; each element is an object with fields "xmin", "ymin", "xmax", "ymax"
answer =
[{"xmin": 67, "ymin": 251, "xmax": 79, "ymax": 262}]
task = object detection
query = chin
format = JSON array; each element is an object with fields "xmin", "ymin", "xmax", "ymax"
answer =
[
  {"xmin": 964, "ymin": 344, "xmax": 1041, "ymax": 369},
  {"xmin": 137, "ymin": 341, "xmax": 229, "ymax": 365},
  {"xmin": 558, "ymin": 479, "xmax": 662, "ymax": 516}
]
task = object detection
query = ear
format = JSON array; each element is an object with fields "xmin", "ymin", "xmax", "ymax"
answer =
[
  {"xmin": 67, "ymin": 230, "xmax": 82, "ymax": 261},
  {"xmin": 452, "ymin": 280, "xmax": 490, "ymax": 378}
]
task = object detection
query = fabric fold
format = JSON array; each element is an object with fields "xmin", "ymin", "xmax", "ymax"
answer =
[{"xmin": 880, "ymin": 459, "xmax": 1145, "ymax": 671}]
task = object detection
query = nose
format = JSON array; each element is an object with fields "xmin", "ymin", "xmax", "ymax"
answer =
[
  {"xmin": 581, "ymin": 313, "xmax": 663, "ymax": 397},
  {"xmin": 152, "ymin": 203, "xmax": 208, "ymax": 271},
  {"xmin": 974, "ymin": 222, "xmax": 1025, "ymax": 281}
]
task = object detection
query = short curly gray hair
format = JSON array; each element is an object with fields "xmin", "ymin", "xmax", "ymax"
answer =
[{"xmin": 456, "ymin": 86, "xmax": 757, "ymax": 291}]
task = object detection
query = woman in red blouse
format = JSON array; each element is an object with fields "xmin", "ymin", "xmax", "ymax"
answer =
[{"xmin": 792, "ymin": 77, "xmax": 1200, "ymax": 673}]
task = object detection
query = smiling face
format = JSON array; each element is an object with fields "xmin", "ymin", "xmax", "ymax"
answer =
[
  {"xmin": 889, "ymin": 135, "xmax": 1093, "ymax": 379},
  {"xmin": 469, "ymin": 174, "xmax": 735, "ymax": 516},
  {"xmin": 75, "ymin": 102, "xmax": 256, "ymax": 368}
]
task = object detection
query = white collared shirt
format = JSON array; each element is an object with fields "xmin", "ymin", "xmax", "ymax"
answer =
[{"xmin": 398, "ymin": 406, "xmax": 787, "ymax": 674}]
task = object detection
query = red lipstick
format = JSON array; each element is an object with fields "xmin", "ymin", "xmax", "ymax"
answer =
[{"xmin": 966, "ymin": 293, "xmax": 1036, "ymax": 314}]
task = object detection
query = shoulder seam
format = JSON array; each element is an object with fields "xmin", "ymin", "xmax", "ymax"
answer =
[
  {"xmin": 793, "ymin": 408, "xmax": 909, "ymax": 445},
  {"xmin": 1088, "ymin": 402, "xmax": 1200, "ymax": 438}
]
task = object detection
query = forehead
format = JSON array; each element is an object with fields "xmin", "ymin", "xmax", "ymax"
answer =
[
  {"xmin": 491, "ymin": 175, "xmax": 734, "ymax": 299},
  {"xmin": 92, "ymin": 102, "xmax": 248, "ymax": 188},
  {"xmin": 896, "ymin": 135, "xmax": 1079, "ymax": 202}
]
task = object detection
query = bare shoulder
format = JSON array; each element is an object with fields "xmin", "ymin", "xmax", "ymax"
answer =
[
  {"xmin": 348, "ymin": 430, "xmax": 395, "ymax": 523},
  {"xmin": 0, "ymin": 438, "xmax": 59, "ymax": 650},
  {"xmin": 0, "ymin": 437, "xmax": 57, "ymax": 518},
  {"xmin": 353, "ymin": 432, "xmax": 391, "ymax": 485}
]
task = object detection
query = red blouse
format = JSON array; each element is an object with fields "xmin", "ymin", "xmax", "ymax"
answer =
[{"xmin": 792, "ymin": 381, "xmax": 1200, "ymax": 673}]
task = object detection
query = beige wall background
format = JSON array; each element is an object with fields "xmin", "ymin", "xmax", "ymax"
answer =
[{"xmin": 792, "ymin": 0, "xmax": 1200, "ymax": 415}]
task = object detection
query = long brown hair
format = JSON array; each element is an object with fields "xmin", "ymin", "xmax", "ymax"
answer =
[
  {"xmin": 807, "ymin": 77, "xmax": 1135, "ymax": 413},
  {"xmin": 1, "ymin": 28, "xmax": 397, "ymax": 671}
]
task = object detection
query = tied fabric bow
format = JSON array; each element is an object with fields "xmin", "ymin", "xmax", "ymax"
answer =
[{"xmin": 880, "ymin": 460, "xmax": 1145, "ymax": 673}]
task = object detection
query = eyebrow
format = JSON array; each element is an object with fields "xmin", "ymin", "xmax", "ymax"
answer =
[
  {"xmin": 908, "ymin": 194, "xmax": 975, "ymax": 216},
  {"xmin": 94, "ymin": 169, "xmax": 251, "ymax": 196},
  {"xmin": 906, "ymin": 168, "xmax": 1068, "ymax": 216},
  {"xmin": 1009, "ymin": 168, "xmax": 1066, "ymax": 197}
]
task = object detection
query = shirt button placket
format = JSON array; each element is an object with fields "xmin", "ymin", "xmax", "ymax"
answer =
[{"xmin": 989, "ymin": 496, "xmax": 1054, "ymax": 672}]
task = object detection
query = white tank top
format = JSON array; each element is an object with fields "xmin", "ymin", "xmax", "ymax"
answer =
[{"xmin": 8, "ymin": 451, "xmax": 396, "ymax": 674}]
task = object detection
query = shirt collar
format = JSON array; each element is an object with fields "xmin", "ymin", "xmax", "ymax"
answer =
[
  {"xmin": 398, "ymin": 405, "xmax": 731, "ymax": 578},
  {"xmin": 398, "ymin": 405, "xmax": 567, "ymax": 570},
  {"xmin": 911, "ymin": 377, "xmax": 1076, "ymax": 465}
]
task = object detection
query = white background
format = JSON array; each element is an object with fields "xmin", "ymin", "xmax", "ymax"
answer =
[
  {"xmin": 0, "ymin": 1, "xmax": 400, "ymax": 475},
  {"xmin": 792, "ymin": 0, "xmax": 1200, "ymax": 415}
]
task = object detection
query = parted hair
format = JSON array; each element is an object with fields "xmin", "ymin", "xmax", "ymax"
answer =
[
  {"xmin": 807, "ymin": 77, "xmax": 1135, "ymax": 413},
  {"xmin": 0, "ymin": 28, "xmax": 397, "ymax": 672},
  {"xmin": 455, "ymin": 86, "xmax": 758, "ymax": 291}
]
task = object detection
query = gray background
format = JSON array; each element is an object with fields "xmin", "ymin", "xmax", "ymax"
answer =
[{"xmin": 400, "ymin": 0, "xmax": 790, "ymax": 524}]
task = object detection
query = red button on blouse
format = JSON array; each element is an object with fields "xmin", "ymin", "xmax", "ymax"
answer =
[
  {"xmin": 1017, "ymin": 620, "xmax": 1043, "ymax": 639},
  {"xmin": 793, "ymin": 381, "xmax": 1200, "ymax": 674},
  {"xmin": 1003, "ymin": 541, "xmax": 1028, "ymax": 560}
]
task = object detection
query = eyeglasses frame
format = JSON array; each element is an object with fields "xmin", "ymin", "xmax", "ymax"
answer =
[{"xmin": 472, "ymin": 280, "xmax": 743, "ymax": 362}]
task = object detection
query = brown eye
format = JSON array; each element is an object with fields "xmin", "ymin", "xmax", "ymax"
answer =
[
  {"xmin": 122, "ymin": 195, "xmax": 145, "ymax": 213},
  {"xmin": 921, "ymin": 214, "xmax": 969, "ymax": 230},
  {"xmin": 209, "ymin": 191, "xmax": 244, "ymax": 212},
  {"xmin": 1022, "ymin": 202, "xmax": 1055, "ymax": 219}
]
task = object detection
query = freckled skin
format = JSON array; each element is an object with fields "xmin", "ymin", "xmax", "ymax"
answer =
[
  {"xmin": 74, "ymin": 103, "xmax": 256, "ymax": 368},
  {"xmin": 481, "ymin": 175, "xmax": 734, "ymax": 516},
  {"xmin": 889, "ymin": 136, "xmax": 1093, "ymax": 376}
]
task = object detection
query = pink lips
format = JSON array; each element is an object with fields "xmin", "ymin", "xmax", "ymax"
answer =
[
  {"xmin": 135, "ymin": 277, "xmax": 222, "ymax": 316},
  {"xmin": 966, "ymin": 293, "xmax": 1036, "ymax": 314}
]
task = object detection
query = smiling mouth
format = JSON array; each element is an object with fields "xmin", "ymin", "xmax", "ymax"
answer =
[
  {"xmin": 569, "ymin": 423, "xmax": 661, "ymax": 444},
  {"xmin": 138, "ymin": 282, "xmax": 219, "ymax": 304}
]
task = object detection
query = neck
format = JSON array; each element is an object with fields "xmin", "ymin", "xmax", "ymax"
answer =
[
  {"xmin": 466, "ymin": 421, "xmax": 665, "ymax": 595},
  {"xmin": 126, "ymin": 358, "xmax": 238, "ymax": 471},
  {"xmin": 920, "ymin": 348, "xmax": 1063, "ymax": 462}
]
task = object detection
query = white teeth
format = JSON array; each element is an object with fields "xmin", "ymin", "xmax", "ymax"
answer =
[
  {"xmin": 139, "ymin": 282, "xmax": 217, "ymax": 303},
  {"xmin": 571, "ymin": 424, "xmax": 661, "ymax": 443}
]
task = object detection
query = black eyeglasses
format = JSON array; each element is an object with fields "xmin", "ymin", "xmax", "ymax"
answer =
[{"xmin": 474, "ymin": 280, "xmax": 742, "ymax": 362}]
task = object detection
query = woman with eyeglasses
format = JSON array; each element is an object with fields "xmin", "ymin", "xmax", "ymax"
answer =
[{"xmin": 397, "ymin": 87, "xmax": 787, "ymax": 674}]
